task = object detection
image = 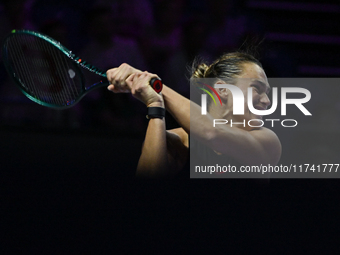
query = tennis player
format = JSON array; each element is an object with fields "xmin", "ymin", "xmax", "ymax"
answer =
[{"xmin": 106, "ymin": 52, "xmax": 281, "ymax": 178}]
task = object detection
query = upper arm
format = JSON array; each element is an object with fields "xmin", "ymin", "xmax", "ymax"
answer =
[
  {"xmin": 165, "ymin": 128, "xmax": 189, "ymax": 174},
  {"xmin": 210, "ymin": 126, "xmax": 281, "ymax": 166},
  {"xmin": 248, "ymin": 127, "xmax": 282, "ymax": 165}
]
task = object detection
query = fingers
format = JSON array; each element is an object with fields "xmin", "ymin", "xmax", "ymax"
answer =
[
  {"xmin": 126, "ymin": 71, "xmax": 160, "ymax": 88},
  {"xmin": 106, "ymin": 63, "xmax": 142, "ymax": 93},
  {"xmin": 108, "ymin": 69, "xmax": 163, "ymax": 106},
  {"xmin": 125, "ymin": 72, "xmax": 138, "ymax": 84},
  {"xmin": 107, "ymin": 84, "xmax": 125, "ymax": 93},
  {"xmin": 106, "ymin": 63, "xmax": 161, "ymax": 99},
  {"xmin": 108, "ymin": 72, "xmax": 159, "ymax": 94},
  {"xmin": 127, "ymin": 72, "xmax": 159, "ymax": 100}
]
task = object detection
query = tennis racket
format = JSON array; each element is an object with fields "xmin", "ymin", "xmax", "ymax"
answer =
[{"xmin": 2, "ymin": 30, "xmax": 163, "ymax": 109}]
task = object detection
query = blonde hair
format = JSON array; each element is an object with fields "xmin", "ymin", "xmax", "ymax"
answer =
[
  {"xmin": 191, "ymin": 51, "xmax": 262, "ymax": 80},
  {"xmin": 191, "ymin": 52, "xmax": 263, "ymax": 109}
]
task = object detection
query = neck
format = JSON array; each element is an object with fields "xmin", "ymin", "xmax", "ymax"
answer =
[
  {"xmin": 208, "ymin": 103, "xmax": 231, "ymax": 120},
  {"xmin": 208, "ymin": 103, "xmax": 253, "ymax": 131}
]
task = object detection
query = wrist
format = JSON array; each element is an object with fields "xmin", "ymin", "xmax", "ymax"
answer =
[
  {"xmin": 147, "ymin": 102, "xmax": 164, "ymax": 108},
  {"xmin": 147, "ymin": 96, "xmax": 164, "ymax": 108},
  {"xmin": 146, "ymin": 106, "xmax": 166, "ymax": 119}
]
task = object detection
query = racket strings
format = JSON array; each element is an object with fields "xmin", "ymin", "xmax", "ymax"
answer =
[
  {"xmin": 10, "ymin": 35, "xmax": 60, "ymax": 104},
  {"xmin": 5, "ymin": 34, "xmax": 83, "ymax": 106},
  {"xmin": 41, "ymin": 38, "xmax": 76, "ymax": 104},
  {"xmin": 25, "ymin": 36, "xmax": 57, "ymax": 103},
  {"xmin": 11, "ymin": 37, "xmax": 37, "ymax": 96},
  {"xmin": 33, "ymin": 35, "xmax": 79, "ymax": 105},
  {"xmin": 10, "ymin": 35, "xmax": 48, "ymax": 99}
]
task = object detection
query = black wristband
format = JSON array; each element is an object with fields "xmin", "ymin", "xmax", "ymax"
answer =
[{"xmin": 146, "ymin": 107, "xmax": 165, "ymax": 119}]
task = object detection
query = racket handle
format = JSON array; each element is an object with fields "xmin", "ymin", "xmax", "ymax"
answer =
[{"xmin": 150, "ymin": 78, "xmax": 163, "ymax": 93}]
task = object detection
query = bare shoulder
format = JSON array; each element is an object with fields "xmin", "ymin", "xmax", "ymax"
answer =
[
  {"xmin": 167, "ymin": 128, "xmax": 189, "ymax": 149},
  {"xmin": 250, "ymin": 126, "xmax": 279, "ymax": 138},
  {"xmin": 249, "ymin": 127, "xmax": 282, "ymax": 165},
  {"xmin": 165, "ymin": 128, "xmax": 189, "ymax": 171}
]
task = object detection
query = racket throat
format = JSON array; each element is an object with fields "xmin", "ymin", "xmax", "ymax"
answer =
[{"xmin": 86, "ymin": 79, "xmax": 110, "ymax": 91}]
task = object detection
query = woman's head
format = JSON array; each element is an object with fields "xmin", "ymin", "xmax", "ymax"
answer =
[
  {"xmin": 192, "ymin": 52, "xmax": 271, "ymax": 128},
  {"xmin": 192, "ymin": 51, "xmax": 262, "ymax": 81}
]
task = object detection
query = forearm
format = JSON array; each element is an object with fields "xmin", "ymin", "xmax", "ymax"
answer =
[
  {"xmin": 136, "ymin": 117, "xmax": 169, "ymax": 178},
  {"xmin": 162, "ymin": 84, "xmax": 216, "ymax": 141},
  {"xmin": 162, "ymin": 85, "xmax": 191, "ymax": 134}
]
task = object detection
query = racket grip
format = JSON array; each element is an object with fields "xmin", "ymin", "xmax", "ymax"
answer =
[{"xmin": 150, "ymin": 78, "xmax": 163, "ymax": 93}]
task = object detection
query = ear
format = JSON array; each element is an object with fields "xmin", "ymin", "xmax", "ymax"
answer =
[{"xmin": 215, "ymin": 81, "xmax": 229, "ymax": 100}]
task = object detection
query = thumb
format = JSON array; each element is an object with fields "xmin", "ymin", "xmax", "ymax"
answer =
[{"xmin": 107, "ymin": 84, "xmax": 125, "ymax": 93}]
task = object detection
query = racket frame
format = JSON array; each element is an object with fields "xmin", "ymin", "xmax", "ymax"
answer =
[{"xmin": 2, "ymin": 30, "xmax": 109, "ymax": 109}]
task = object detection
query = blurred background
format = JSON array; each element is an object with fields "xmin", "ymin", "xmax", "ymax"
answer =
[
  {"xmin": 0, "ymin": 0, "xmax": 339, "ymax": 178},
  {"xmin": 1, "ymin": 0, "xmax": 340, "ymax": 253},
  {"xmin": 1, "ymin": 0, "xmax": 340, "ymax": 131}
]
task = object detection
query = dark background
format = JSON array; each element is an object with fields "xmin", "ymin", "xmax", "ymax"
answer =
[{"xmin": 1, "ymin": 0, "xmax": 340, "ymax": 253}]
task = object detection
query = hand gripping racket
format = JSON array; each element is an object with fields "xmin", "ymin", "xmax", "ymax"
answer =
[{"xmin": 2, "ymin": 30, "xmax": 163, "ymax": 109}]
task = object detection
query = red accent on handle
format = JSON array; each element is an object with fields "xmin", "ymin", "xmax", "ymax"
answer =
[{"xmin": 150, "ymin": 78, "xmax": 163, "ymax": 93}]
